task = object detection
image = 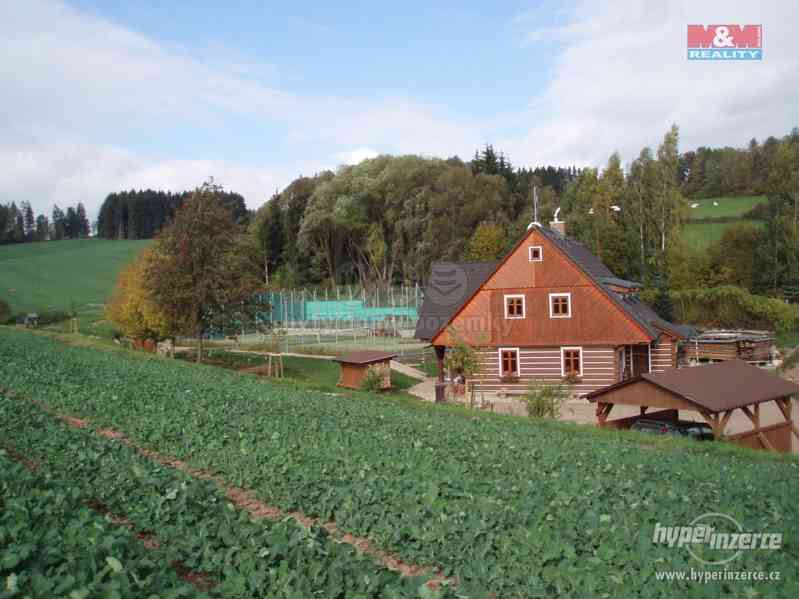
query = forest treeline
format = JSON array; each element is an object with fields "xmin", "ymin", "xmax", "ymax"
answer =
[
  {"xmin": 250, "ymin": 126, "xmax": 797, "ymax": 291},
  {"xmin": 96, "ymin": 188, "xmax": 249, "ymax": 239},
  {"xmin": 252, "ymin": 150, "xmax": 577, "ymax": 288},
  {"xmin": 4, "ymin": 125, "xmax": 798, "ymax": 302},
  {"xmin": 0, "ymin": 202, "xmax": 90, "ymax": 244}
]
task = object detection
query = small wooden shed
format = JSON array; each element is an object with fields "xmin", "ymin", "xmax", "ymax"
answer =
[
  {"xmin": 585, "ymin": 360, "xmax": 799, "ymax": 452},
  {"xmin": 334, "ymin": 350, "xmax": 397, "ymax": 390},
  {"xmin": 687, "ymin": 330, "xmax": 774, "ymax": 363}
]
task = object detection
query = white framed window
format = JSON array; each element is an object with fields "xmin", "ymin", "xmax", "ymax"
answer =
[
  {"xmin": 549, "ymin": 292, "xmax": 571, "ymax": 318},
  {"xmin": 498, "ymin": 347, "xmax": 520, "ymax": 378},
  {"xmin": 504, "ymin": 294, "xmax": 526, "ymax": 319},
  {"xmin": 561, "ymin": 346, "xmax": 583, "ymax": 377},
  {"xmin": 528, "ymin": 245, "xmax": 543, "ymax": 262}
]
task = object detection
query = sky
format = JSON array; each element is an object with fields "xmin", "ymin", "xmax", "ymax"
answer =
[{"xmin": 1, "ymin": 0, "xmax": 797, "ymax": 218}]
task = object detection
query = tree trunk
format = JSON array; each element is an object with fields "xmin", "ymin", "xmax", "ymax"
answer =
[
  {"xmin": 639, "ymin": 220, "xmax": 645, "ymax": 274},
  {"xmin": 197, "ymin": 331, "xmax": 203, "ymax": 363},
  {"xmin": 170, "ymin": 337, "xmax": 176, "ymax": 359}
]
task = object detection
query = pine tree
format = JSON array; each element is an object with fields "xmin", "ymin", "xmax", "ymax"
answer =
[
  {"xmin": 76, "ymin": 203, "xmax": 90, "ymax": 238},
  {"xmin": 35, "ymin": 214, "xmax": 49, "ymax": 241},
  {"xmin": 21, "ymin": 201, "xmax": 35, "ymax": 240},
  {"xmin": 52, "ymin": 205, "xmax": 65, "ymax": 240}
]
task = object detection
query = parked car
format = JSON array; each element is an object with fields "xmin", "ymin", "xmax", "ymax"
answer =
[{"xmin": 630, "ymin": 418, "xmax": 714, "ymax": 441}]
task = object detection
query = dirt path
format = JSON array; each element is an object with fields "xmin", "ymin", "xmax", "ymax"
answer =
[{"xmin": 6, "ymin": 389, "xmax": 454, "ymax": 589}]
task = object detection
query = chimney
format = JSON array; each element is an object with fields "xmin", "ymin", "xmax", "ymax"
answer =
[
  {"xmin": 549, "ymin": 206, "xmax": 565, "ymax": 235},
  {"xmin": 549, "ymin": 220, "xmax": 565, "ymax": 235}
]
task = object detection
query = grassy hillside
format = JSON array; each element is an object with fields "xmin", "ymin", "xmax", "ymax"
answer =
[
  {"xmin": 0, "ymin": 239, "xmax": 150, "ymax": 313},
  {"xmin": 683, "ymin": 195, "xmax": 767, "ymax": 248},
  {"xmin": 686, "ymin": 194, "xmax": 766, "ymax": 219}
]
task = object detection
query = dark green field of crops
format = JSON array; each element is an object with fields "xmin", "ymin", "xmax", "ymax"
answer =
[{"xmin": 1, "ymin": 327, "xmax": 797, "ymax": 597}]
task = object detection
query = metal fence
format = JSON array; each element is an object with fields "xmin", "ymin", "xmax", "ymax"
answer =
[
  {"xmin": 257, "ymin": 285, "xmax": 422, "ymax": 332},
  {"xmin": 205, "ymin": 285, "xmax": 429, "ymax": 362}
]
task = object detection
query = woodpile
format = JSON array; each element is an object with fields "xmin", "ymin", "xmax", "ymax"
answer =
[{"xmin": 687, "ymin": 330, "xmax": 774, "ymax": 363}]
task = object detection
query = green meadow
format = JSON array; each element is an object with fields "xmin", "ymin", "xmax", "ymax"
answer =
[
  {"xmin": 683, "ymin": 195, "xmax": 767, "ymax": 249},
  {"xmin": 0, "ymin": 239, "xmax": 150, "ymax": 314}
]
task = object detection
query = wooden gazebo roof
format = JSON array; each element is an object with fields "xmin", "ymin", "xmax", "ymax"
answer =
[
  {"xmin": 585, "ymin": 360, "xmax": 799, "ymax": 452},
  {"xmin": 585, "ymin": 360, "xmax": 799, "ymax": 413}
]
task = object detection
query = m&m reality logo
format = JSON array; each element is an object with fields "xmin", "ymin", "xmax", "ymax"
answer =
[{"xmin": 687, "ymin": 25, "xmax": 763, "ymax": 60}]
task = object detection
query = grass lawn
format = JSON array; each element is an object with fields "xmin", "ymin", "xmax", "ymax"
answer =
[
  {"xmin": 683, "ymin": 219, "xmax": 764, "ymax": 249},
  {"xmin": 0, "ymin": 238, "xmax": 150, "ymax": 314},
  {"xmin": 176, "ymin": 348, "xmax": 421, "ymax": 397},
  {"xmin": 682, "ymin": 196, "xmax": 767, "ymax": 249},
  {"xmin": 686, "ymin": 195, "xmax": 766, "ymax": 219}
]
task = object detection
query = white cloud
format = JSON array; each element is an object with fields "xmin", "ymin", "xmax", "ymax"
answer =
[
  {"xmin": 2, "ymin": 0, "xmax": 797, "ymax": 222},
  {"xmin": 505, "ymin": 0, "xmax": 798, "ymax": 167},
  {"xmin": 0, "ymin": 0, "xmax": 480, "ymax": 217},
  {"xmin": 0, "ymin": 141, "xmax": 329, "ymax": 216}
]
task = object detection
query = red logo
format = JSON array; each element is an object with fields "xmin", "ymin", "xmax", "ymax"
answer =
[{"xmin": 687, "ymin": 25, "xmax": 762, "ymax": 49}]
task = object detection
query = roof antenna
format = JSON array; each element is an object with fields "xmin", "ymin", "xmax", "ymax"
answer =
[{"xmin": 526, "ymin": 185, "xmax": 542, "ymax": 230}]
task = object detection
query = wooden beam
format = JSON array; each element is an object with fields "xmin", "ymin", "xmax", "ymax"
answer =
[
  {"xmin": 774, "ymin": 398, "xmax": 799, "ymax": 442},
  {"xmin": 740, "ymin": 405, "xmax": 756, "ymax": 426},
  {"xmin": 758, "ymin": 432, "xmax": 776, "ymax": 451},
  {"xmin": 739, "ymin": 405, "xmax": 777, "ymax": 451},
  {"xmin": 718, "ymin": 410, "xmax": 734, "ymax": 438},
  {"xmin": 699, "ymin": 411, "xmax": 721, "ymax": 438},
  {"xmin": 596, "ymin": 402, "xmax": 614, "ymax": 426}
]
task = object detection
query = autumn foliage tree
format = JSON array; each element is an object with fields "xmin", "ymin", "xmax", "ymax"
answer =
[
  {"xmin": 462, "ymin": 222, "xmax": 506, "ymax": 262},
  {"xmin": 144, "ymin": 181, "xmax": 265, "ymax": 362},
  {"xmin": 105, "ymin": 247, "xmax": 174, "ymax": 346}
]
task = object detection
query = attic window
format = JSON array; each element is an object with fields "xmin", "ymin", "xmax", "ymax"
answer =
[
  {"xmin": 528, "ymin": 246, "xmax": 543, "ymax": 262},
  {"xmin": 549, "ymin": 293, "xmax": 571, "ymax": 318},
  {"xmin": 504, "ymin": 294, "xmax": 525, "ymax": 319}
]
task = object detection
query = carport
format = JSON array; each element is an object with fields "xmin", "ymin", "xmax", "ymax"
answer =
[{"xmin": 585, "ymin": 360, "xmax": 799, "ymax": 452}]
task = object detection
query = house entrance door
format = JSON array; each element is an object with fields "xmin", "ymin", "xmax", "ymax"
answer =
[{"xmin": 633, "ymin": 348, "xmax": 649, "ymax": 375}]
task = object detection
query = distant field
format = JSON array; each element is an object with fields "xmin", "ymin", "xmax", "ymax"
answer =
[
  {"xmin": 686, "ymin": 195, "xmax": 766, "ymax": 220},
  {"xmin": 0, "ymin": 239, "xmax": 150, "ymax": 314},
  {"xmin": 683, "ymin": 196, "xmax": 767, "ymax": 249},
  {"xmin": 683, "ymin": 219, "xmax": 765, "ymax": 249}
]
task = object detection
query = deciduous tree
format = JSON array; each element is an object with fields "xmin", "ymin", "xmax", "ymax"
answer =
[
  {"xmin": 106, "ymin": 247, "xmax": 174, "ymax": 346},
  {"xmin": 144, "ymin": 181, "xmax": 265, "ymax": 362}
]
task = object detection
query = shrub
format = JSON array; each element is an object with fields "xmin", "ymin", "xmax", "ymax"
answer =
[
  {"xmin": 359, "ymin": 365, "xmax": 385, "ymax": 392},
  {"xmin": 743, "ymin": 202, "xmax": 769, "ymax": 220},
  {"xmin": 641, "ymin": 285, "xmax": 799, "ymax": 333},
  {"xmin": 521, "ymin": 382, "xmax": 570, "ymax": 419},
  {"xmin": 0, "ymin": 300, "xmax": 10, "ymax": 324},
  {"xmin": 36, "ymin": 310, "xmax": 72, "ymax": 325}
]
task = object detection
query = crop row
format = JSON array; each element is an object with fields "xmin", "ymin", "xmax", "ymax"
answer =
[
  {"xmin": 0, "ymin": 393, "xmax": 448, "ymax": 599},
  {"xmin": 0, "ymin": 453, "xmax": 205, "ymax": 599},
  {"xmin": 0, "ymin": 328, "xmax": 797, "ymax": 597}
]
